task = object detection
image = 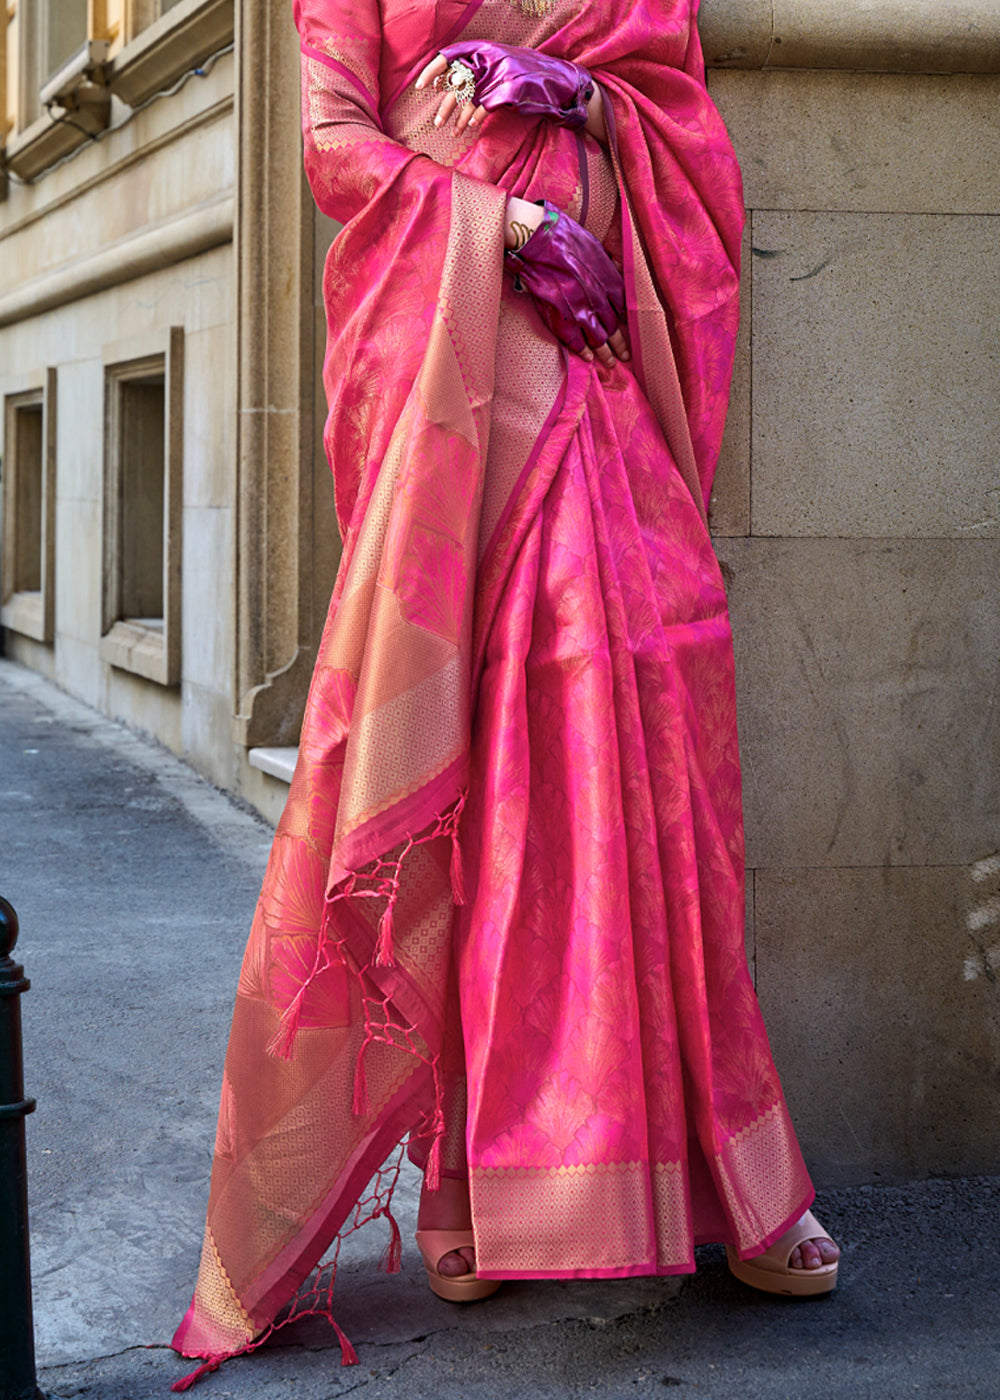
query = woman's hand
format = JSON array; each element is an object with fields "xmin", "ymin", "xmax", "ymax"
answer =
[
  {"xmin": 415, "ymin": 44, "xmax": 606, "ymax": 143},
  {"xmin": 505, "ymin": 198, "xmax": 629, "ymax": 368},
  {"xmin": 504, "ymin": 195, "xmax": 546, "ymax": 250},
  {"xmin": 416, "ymin": 53, "xmax": 486, "ymax": 135}
]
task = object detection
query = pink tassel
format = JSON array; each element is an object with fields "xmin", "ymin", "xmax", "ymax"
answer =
[
  {"xmin": 378, "ymin": 1207, "xmax": 403, "ymax": 1274},
  {"xmin": 352, "ymin": 1043, "xmax": 370, "ymax": 1116},
  {"xmin": 375, "ymin": 898, "xmax": 396, "ymax": 966},
  {"xmin": 425, "ymin": 1130, "xmax": 442, "ymax": 1192},
  {"xmin": 450, "ymin": 830, "xmax": 466, "ymax": 905},
  {"xmin": 331, "ymin": 1318, "xmax": 359, "ymax": 1367},
  {"xmin": 265, "ymin": 991, "xmax": 305, "ymax": 1062},
  {"xmin": 171, "ymin": 1359, "xmax": 222, "ymax": 1392}
]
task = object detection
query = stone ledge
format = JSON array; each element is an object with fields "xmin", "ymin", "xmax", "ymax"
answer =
[
  {"xmin": 1, "ymin": 592, "xmax": 48, "ymax": 645},
  {"xmin": 99, "ymin": 619, "xmax": 176, "ymax": 687},
  {"xmin": 701, "ymin": 0, "xmax": 1000, "ymax": 73},
  {"xmin": 4, "ymin": 85, "xmax": 111, "ymax": 182},
  {"xmin": 248, "ymin": 746, "xmax": 299, "ymax": 784},
  {"xmin": 0, "ymin": 193, "xmax": 233, "ymax": 328},
  {"xmin": 108, "ymin": 0, "xmax": 235, "ymax": 109}
]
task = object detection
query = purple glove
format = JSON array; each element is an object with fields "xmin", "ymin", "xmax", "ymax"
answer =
[
  {"xmin": 438, "ymin": 41, "xmax": 593, "ymax": 130},
  {"xmin": 505, "ymin": 202, "xmax": 626, "ymax": 356}
]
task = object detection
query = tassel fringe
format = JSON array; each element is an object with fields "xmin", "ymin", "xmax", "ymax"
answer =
[
  {"xmin": 375, "ymin": 897, "xmax": 396, "ymax": 966},
  {"xmin": 352, "ymin": 1043, "xmax": 370, "ymax": 1116},
  {"xmin": 377, "ymin": 1207, "xmax": 403, "ymax": 1274},
  {"xmin": 450, "ymin": 829, "xmax": 466, "ymax": 905},
  {"xmin": 184, "ymin": 796, "xmax": 469, "ymax": 1389},
  {"xmin": 265, "ymin": 988, "xmax": 306, "ymax": 1062},
  {"xmin": 332, "ymin": 1318, "xmax": 359, "ymax": 1367},
  {"xmin": 171, "ymin": 1358, "xmax": 222, "ymax": 1392},
  {"xmin": 424, "ymin": 1118, "xmax": 443, "ymax": 1192}
]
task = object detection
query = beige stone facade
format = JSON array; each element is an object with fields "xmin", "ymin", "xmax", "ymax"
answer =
[
  {"xmin": 1, "ymin": 1, "xmax": 997, "ymax": 1185},
  {"xmin": 702, "ymin": 0, "xmax": 1000, "ymax": 1184},
  {"xmin": 0, "ymin": 0, "xmax": 339, "ymax": 810}
]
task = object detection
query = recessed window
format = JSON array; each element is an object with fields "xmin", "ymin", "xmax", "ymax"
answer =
[
  {"xmin": 100, "ymin": 328, "xmax": 183, "ymax": 685},
  {"xmin": 10, "ymin": 401, "xmax": 43, "ymax": 591},
  {"xmin": 118, "ymin": 372, "xmax": 166, "ymax": 626},
  {"xmin": 1, "ymin": 372, "xmax": 56, "ymax": 644}
]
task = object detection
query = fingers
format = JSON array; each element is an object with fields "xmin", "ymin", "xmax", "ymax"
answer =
[
  {"xmin": 577, "ymin": 339, "xmax": 614, "ymax": 367},
  {"xmin": 415, "ymin": 55, "xmax": 457, "ymax": 129},
  {"xmin": 433, "ymin": 92, "xmax": 459, "ymax": 128},
  {"xmin": 454, "ymin": 102, "xmax": 487, "ymax": 135},
  {"xmin": 584, "ymin": 325, "xmax": 631, "ymax": 368},
  {"xmin": 416, "ymin": 55, "xmax": 484, "ymax": 135},
  {"xmin": 415, "ymin": 55, "xmax": 448, "ymax": 90},
  {"xmin": 435, "ymin": 94, "xmax": 486, "ymax": 133},
  {"xmin": 608, "ymin": 327, "xmax": 631, "ymax": 361}
]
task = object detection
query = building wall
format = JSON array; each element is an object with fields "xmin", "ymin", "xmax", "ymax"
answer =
[
  {"xmin": 1, "ymin": 4, "xmax": 238, "ymax": 788},
  {"xmin": 3, "ymin": 239, "xmax": 235, "ymax": 768},
  {"xmin": 702, "ymin": 0, "xmax": 1000, "ymax": 1184}
]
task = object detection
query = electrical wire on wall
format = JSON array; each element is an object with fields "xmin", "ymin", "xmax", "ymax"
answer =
[{"xmin": 2, "ymin": 41, "xmax": 235, "ymax": 188}]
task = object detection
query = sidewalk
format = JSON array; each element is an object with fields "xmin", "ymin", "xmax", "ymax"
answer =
[{"xmin": 1, "ymin": 657, "xmax": 996, "ymax": 1400}]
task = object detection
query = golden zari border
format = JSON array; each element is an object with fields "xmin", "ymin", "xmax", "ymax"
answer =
[
  {"xmin": 715, "ymin": 1100, "xmax": 814, "ymax": 1254},
  {"xmin": 470, "ymin": 1159, "xmax": 690, "ymax": 1273}
]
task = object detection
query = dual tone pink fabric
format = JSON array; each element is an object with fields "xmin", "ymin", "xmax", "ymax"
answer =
[{"xmin": 173, "ymin": 0, "xmax": 813, "ymax": 1374}]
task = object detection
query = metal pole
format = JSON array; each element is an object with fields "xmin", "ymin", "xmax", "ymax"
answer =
[{"xmin": 0, "ymin": 897, "xmax": 45, "ymax": 1400}]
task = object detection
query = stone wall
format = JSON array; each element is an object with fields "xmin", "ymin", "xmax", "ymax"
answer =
[
  {"xmin": 701, "ymin": 0, "xmax": 1000, "ymax": 1184},
  {"xmin": 0, "ymin": 36, "xmax": 237, "ymax": 789}
]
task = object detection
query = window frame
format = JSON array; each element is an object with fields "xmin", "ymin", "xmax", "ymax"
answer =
[
  {"xmin": 2, "ymin": 0, "xmax": 225, "ymax": 170},
  {"xmin": 99, "ymin": 325, "xmax": 183, "ymax": 686},
  {"xmin": 1, "ymin": 367, "xmax": 57, "ymax": 645}
]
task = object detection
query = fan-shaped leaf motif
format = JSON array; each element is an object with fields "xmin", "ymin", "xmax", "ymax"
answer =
[
  {"xmin": 300, "ymin": 670, "xmax": 355, "ymax": 751},
  {"xmin": 306, "ymin": 766, "xmax": 342, "ymax": 854},
  {"xmin": 268, "ymin": 929, "xmax": 349, "ymax": 1029},
  {"xmin": 525, "ymin": 1071, "xmax": 594, "ymax": 1157},
  {"xmin": 478, "ymin": 1121, "xmax": 558, "ymax": 1172},
  {"xmin": 259, "ymin": 838, "xmax": 327, "ymax": 939},
  {"xmin": 488, "ymin": 1024, "xmax": 553, "ymax": 1114},
  {"xmin": 568, "ymin": 1018, "xmax": 632, "ymax": 1103},
  {"xmin": 589, "ymin": 963, "xmax": 641, "ymax": 1034},
  {"xmin": 214, "ymin": 1071, "xmax": 237, "ymax": 1162},
  {"xmin": 236, "ymin": 909, "xmax": 268, "ymax": 1001},
  {"xmin": 393, "ymin": 516, "xmax": 469, "ymax": 643}
]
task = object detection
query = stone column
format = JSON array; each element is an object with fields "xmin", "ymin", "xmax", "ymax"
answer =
[{"xmin": 232, "ymin": 0, "xmax": 319, "ymax": 747}]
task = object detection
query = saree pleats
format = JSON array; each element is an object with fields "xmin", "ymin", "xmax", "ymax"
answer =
[
  {"xmin": 460, "ymin": 354, "xmax": 810, "ymax": 1278},
  {"xmin": 174, "ymin": 0, "xmax": 813, "ymax": 1373}
]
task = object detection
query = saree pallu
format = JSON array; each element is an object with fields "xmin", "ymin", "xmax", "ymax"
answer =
[{"xmin": 173, "ymin": 0, "xmax": 813, "ymax": 1376}]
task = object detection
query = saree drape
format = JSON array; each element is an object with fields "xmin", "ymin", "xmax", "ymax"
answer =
[{"xmin": 172, "ymin": 0, "xmax": 813, "ymax": 1378}]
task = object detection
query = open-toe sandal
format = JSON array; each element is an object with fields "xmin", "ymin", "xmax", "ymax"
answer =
[
  {"xmin": 725, "ymin": 1209, "xmax": 838, "ymax": 1297},
  {"xmin": 414, "ymin": 1228, "xmax": 502, "ymax": 1303}
]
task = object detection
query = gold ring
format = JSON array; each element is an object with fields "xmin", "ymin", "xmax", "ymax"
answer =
[{"xmin": 435, "ymin": 59, "xmax": 476, "ymax": 107}]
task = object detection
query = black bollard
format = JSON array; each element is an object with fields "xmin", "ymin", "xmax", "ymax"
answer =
[{"xmin": 0, "ymin": 897, "xmax": 45, "ymax": 1400}]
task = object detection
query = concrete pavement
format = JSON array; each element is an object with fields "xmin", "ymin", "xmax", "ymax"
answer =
[{"xmin": 1, "ymin": 656, "xmax": 997, "ymax": 1400}]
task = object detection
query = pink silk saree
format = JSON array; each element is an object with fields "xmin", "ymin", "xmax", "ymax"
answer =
[{"xmin": 172, "ymin": 0, "xmax": 813, "ymax": 1380}]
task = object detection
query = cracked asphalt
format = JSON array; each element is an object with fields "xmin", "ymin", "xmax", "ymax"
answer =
[{"xmin": 1, "ymin": 657, "xmax": 998, "ymax": 1400}]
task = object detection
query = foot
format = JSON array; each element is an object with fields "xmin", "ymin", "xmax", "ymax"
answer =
[
  {"xmin": 725, "ymin": 1209, "xmax": 839, "ymax": 1296},
  {"xmin": 417, "ymin": 1171, "xmax": 476, "ymax": 1277},
  {"xmin": 787, "ymin": 1220, "xmax": 840, "ymax": 1272}
]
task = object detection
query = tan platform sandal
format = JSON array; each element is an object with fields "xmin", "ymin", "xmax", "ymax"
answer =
[
  {"xmin": 726, "ymin": 1210, "xmax": 839, "ymax": 1297},
  {"xmin": 414, "ymin": 1229, "xmax": 502, "ymax": 1303}
]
